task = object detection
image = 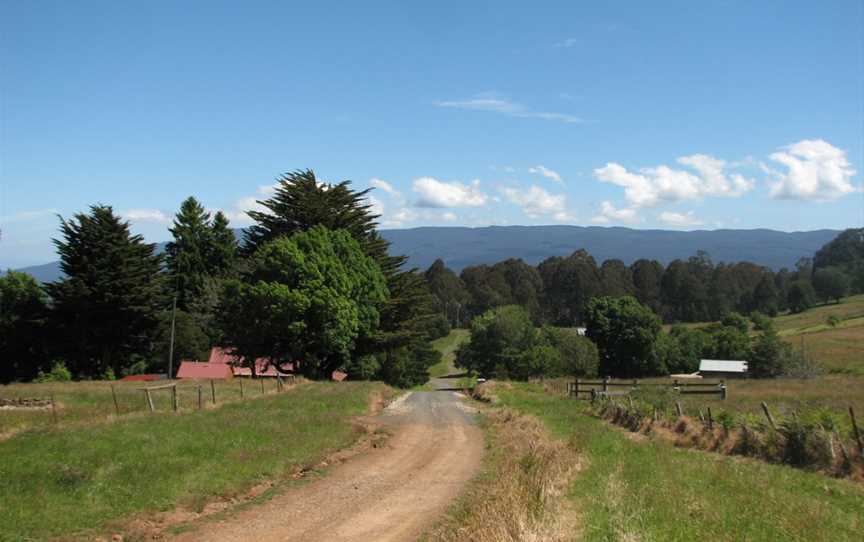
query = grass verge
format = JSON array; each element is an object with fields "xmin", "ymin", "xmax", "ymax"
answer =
[
  {"xmin": 493, "ymin": 383, "xmax": 864, "ymax": 541},
  {"xmin": 425, "ymin": 406, "xmax": 580, "ymax": 542},
  {"xmin": 428, "ymin": 329, "xmax": 470, "ymax": 378},
  {"xmin": 0, "ymin": 381, "xmax": 391, "ymax": 540}
]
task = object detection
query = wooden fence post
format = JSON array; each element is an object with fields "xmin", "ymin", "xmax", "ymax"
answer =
[
  {"xmin": 707, "ymin": 407, "xmax": 714, "ymax": 430},
  {"xmin": 675, "ymin": 402, "xmax": 683, "ymax": 417},
  {"xmin": 574, "ymin": 379, "xmax": 580, "ymax": 399},
  {"xmin": 720, "ymin": 383, "xmax": 728, "ymax": 400},
  {"xmin": 260, "ymin": 378, "xmax": 265, "ymax": 395},
  {"xmin": 210, "ymin": 379, "xmax": 216, "ymax": 404},
  {"xmin": 850, "ymin": 406, "xmax": 863, "ymax": 457},
  {"xmin": 111, "ymin": 385, "xmax": 120, "ymax": 416},
  {"xmin": 197, "ymin": 385, "xmax": 203, "ymax": 410},
  {"xmin": 240, "ymin": 379, "xmax": 244, "ymax": 399},
  {"xmin": 50, "ymin": 393, "xmax": 58, "ymax": 423},
  {"xmin": 145, "ymin": 389, "xmax": 155, "ymax": 412},
  {"xmin": 761, "ymin": 402, "xmax": 778, "ymax": 431},
  {"xmin": 171, "ymin": 385, "xmax": 178, "ymax": 412},
  {"xmin": 602, "ymin": 376, "xmax": 609, "ymax": 392}
]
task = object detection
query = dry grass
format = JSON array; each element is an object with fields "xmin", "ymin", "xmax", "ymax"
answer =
[{"xmin": 426, "ymin": 405, "xmax": 581, "ymax": 542}]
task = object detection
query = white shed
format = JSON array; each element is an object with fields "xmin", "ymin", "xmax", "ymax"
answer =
[{"xmin": 698, "ymin": 359, "xmax": 748, "ymax": 378}]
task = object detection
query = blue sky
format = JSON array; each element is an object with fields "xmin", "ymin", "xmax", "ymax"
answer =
[{"xmin": 1, "ymin": 0, "xmax": 862, "ymax": 268}]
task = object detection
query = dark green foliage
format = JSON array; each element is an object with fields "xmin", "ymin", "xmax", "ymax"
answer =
[
  {"xmin": 455, "ymin": 305, "xmax": 536, "ymax": 379},
  {"xmin": 660, "ymin": 326, "xmax": 711, "ymax": 374},
  {"xmin": 45, "ymin": 206, "xmax": 165, "ymax": 378},
  {"xmin": 750, "ymin": 311, "xmax": 773, "ymax": 332},
  {"xmin": 537, "ymin": 250, "xmax": 600, "ymax": 325},
  {"xmin": 720, "ymin": 312, "xmax": 749, "ymax": 333},
  {"xmin": 749, "ymin": 329, "xmax": 786, "ymax": 378},
  {"xmin": 460, "ymin": 259, "xmax": 544, "ymax": 323},
  {"xmin": 0, "ymin": 271, "xmax": 49, "ymax": 382},
  {"xmin": 537, "ymin": 326, "xmax": 599, "ymax": 377},
  {"xmin": 630, "ymin": 259, "xmax": 664, "ymax": 314},
  {"xmin": 584, "ymin": 296, "xmax": 663, "ymax": 377},
  {"xmin": 813, "ymin": 228, "xmax": 864, "ymax": 293},
  {"xmin": 812, "ymin": 267, "xmax": 850, "ymax": 304},
  {"xmin": 424, "ymin": 259, "xmax": 470, "ymax": 327},
  {"xmin": 208, "ymin": 211, "xmax": 238, "ymax": 277},
  {"xmin": 149, "ymin": 310, "xmax": 211, "ymax": 373},
  {"xmin": 599, "ymin": 259, "xmax": 634, "ymax": 297},
  {"xmin": 217, "ymin": 227, "xmax": 388, "ymax": 379},
  {"xmin": 786, "ymin": 280, "xmax": 816, "ymax": 313}
]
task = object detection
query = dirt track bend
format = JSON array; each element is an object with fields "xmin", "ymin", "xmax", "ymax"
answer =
[{"xmin": 172, "ymin": 376, "xmax": 484, "ymax": 542}]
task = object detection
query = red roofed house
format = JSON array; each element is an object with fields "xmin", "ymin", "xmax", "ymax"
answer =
[{"xmin": 176, "ymin": 348, "xmax": 295, "ymax": 380}]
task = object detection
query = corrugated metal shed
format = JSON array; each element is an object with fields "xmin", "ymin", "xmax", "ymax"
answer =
[{"xmin": 699, "ymin": 359, "xmax": 748, "ymax": 373}]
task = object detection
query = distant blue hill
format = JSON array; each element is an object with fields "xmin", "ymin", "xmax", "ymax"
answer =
[{"xmin": 12, "ymin": 226, "xmax": 840, "ymax": 283}]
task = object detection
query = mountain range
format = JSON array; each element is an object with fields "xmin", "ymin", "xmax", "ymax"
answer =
[{"xmin": 12, "ymin": 226, "xmax": 840, "ymax": 283}]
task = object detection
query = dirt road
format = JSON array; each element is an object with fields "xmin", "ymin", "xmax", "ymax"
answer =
[{"xmin": 173, "ymin": 376, "xmax": 484, "ymax": 542}]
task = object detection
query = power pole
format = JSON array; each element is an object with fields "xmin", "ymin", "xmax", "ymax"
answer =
[{"xmin": 168, "ymin": 293, "xmax": 177, "ymax": 379}]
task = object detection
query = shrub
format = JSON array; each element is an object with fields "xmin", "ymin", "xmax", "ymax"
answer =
[{"xmin": 34, "ymin": 362, "xmax": 72, "ymax": 383}]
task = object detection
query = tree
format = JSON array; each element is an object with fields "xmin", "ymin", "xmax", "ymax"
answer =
[
  {"xmin": 538, "ymin": 250, "xmax": 601, "ymax": 326},
  {"xmin": 455, "ymin": 305, "xmax": 536, "ymax": 379},
  {"xmin": 537, "ymin": 326, "xmax": 599, "ymax": 377},
  {"xmin": 812, "ymin": 267, "xmax": 849, "ymax": 304},
  {"xmin": 630, "ymin": 259, "xmax": 664, "ymax": 314},
  {"xmin": 166, "ymin": 197, "xmax": 212, "ymax": 311},
  {"xmin": 813, "ymin": 228, "xmax": 864, "ymax": 292},
  {"xmin": 0, "ymin": 271, "xmax": 49, "ymax": 382},
  {"xmin": 600, "ymin": 259, "xmax": 635, "ymax": 297},
  {"xmin": 424, "ymin": 259, "xmax": 469, "ymax": 327},
  {"xmin": 749, "ymin": 328, "xmax": 786, "ymax": 378},
  {"xmin": 584, "ymin": 296, "xmax": 663, "ymax": 377},
  {"xmin": 208, "ymin": 211, "xmax": 238, "ymax": 277},
  {"xmin": 217, "ymin": 227, "xmax": 388, "ymax": 379},
  {"xmin": 787, "ymin": 280, "xmax": 816, "ymax": 313},
  {"xmin": 45, "ymin": 206, "xmax": 165, "ymax": 378}
]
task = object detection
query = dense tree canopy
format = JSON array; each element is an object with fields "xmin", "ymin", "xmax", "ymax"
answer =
[
  {"xmin": 584, "ymin": 296, "xmax": 663, "ymax": 377},
  {"xmin": 217, "ymin": 227, "xmax": 388, "ymax": 379},
  {"xmin": 45, "ymin": 205, "xmax": 165, "ymax": 378},
  {"xmin": 0, "ymin": 271, "xmax": 49, "ymax": 383}
]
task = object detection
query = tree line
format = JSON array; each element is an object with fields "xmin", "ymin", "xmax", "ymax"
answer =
[
  {"xmin": 424, "ymin": 228, "xmax": 864, "ymax": 331},
  {"xmin": 0, "ymin": 171, "xmax": 443, "ymax": 386}
]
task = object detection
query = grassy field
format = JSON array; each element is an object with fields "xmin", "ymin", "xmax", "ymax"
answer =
[
  {"xmin": 494, "ymin": 383, "xmax": 864, "ymax": 541},
  {"xmin": 428, "ymin": 329, "xmax": 470, "ymax": 378},
  {"xmin": 0, "ymin": 381, "xmax": 390, "ymax": 540},
  {"xmin": 0, "ymin": 377, "xmax": 288, "ymax": 436}
]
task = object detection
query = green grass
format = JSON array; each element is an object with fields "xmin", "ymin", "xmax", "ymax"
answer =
[
  {"xmin": 0, "ymin": 381, "xmax": 389, "ymax": 540},
  {"xmin": 0, "ymin": 378, "xmax": 286, "ymax": 436},
  {"xmin": 494, "ymin": 383, "xmax": 864, "ymax": 541},
  {"xmin": 428, "ymin": 329, "xmax": 470, "ymax": 378}
]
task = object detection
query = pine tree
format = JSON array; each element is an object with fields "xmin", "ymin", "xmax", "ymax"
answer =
[
  {"xmin": 166, "ymin": 197, "xmax": 212, "ymax": 311},
  {"xmin": 45, "ymin": 205, "xmax": 165, "ymax": 377},
  {"xmin": 208, "ymin": 211, "xmax": 238, "ymax": 277}
]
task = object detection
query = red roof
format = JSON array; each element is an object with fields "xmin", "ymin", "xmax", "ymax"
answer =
[
  {"xmin": 189, "ymin": 348, "xmax": 297, "ymax": 378},
  {"xmin": 176, "ymin": 361, "xmax": 234, "ymax": 380},
  {"xmin": 331, "ymin": 370, "xmax": 348, "ymax": 382}
]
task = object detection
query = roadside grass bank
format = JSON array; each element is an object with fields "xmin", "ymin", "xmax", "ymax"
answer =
[
  {"xmin": 493, "ymin": 383, "xmax": 864, "ymax": 541},
  {"xmin": 424, "ymin": 405, "xmax": 580, "ymax": 542},
  {"xmin": 0, "ymin": 382, "xmax": 392, "ymax": 541},
  {"xmin": 428, "ymin": 329, "xmax": 470, "ymax": 378},
  {"xmin": 0, "ymin": 377, "xmax": 291, "ymax": 436}
]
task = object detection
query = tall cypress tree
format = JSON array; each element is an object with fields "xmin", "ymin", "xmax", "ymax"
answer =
[
  {"xmin": 208, "ymin": 210, "xmax": 238, "ymax": 277},
  {"xmin": 166, "ymin": 197, "xmax": 212, "ymax": 311},
  {"xmin": 45, "ymin": 205, "xmax": 164, "ymax": 377}
]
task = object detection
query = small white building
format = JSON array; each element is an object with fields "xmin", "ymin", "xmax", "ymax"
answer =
[{"xmin": 698, "ymin": 359, "xmax": 748, "ymax": 379}]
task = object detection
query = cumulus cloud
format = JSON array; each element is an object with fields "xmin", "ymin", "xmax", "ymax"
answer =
[
  {"xmin": 594, "ymin": 154, "xmax": 755, "ymax": 208},
  {"xmin": 528, "ymin": 165, "xmax": 563, "ymax": 183},
  {"xmin": 413, "ymin": 177, "xmax": 488, "ymax": 208},
  {"xmin": 658, "ymin": 211, "xmax": 704, "ymax": 227},
  {"xmin": 591, "ymin": 201, "xmax": 640, "ymax": 224},
  {"xmin": 120, "ymin": 209, "xmax": 172, "ymax": 224},
  {"xmin": 369, "ymin": 178, "xmax": 402, "ymax": 198},
  {"xmin": 501, "ymin": 185, "xmax": 575, "ymax": 221},
  {"xmin": 435, "ymin": 92, "xmax": 582, "ymax": 124},
  {"xmin": 766, "ymin": 139, "xmax": 857, "ymax": 201}
]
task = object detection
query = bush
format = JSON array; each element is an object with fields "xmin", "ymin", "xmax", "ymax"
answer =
[
  {"xmin": 537, "ymin": 326, "xmax": 599, "ymax": 377},
  {"xmin": 34, "ymin": 362, "xmax": 72, "ymax": 383}
]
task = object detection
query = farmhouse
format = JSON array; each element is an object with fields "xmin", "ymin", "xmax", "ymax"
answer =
[
  {"xmin": 177, "ymin": 347, "xmax": 295, "ymax": 380},
  {"xmin": 698, "ymin": 359, "xmax": 748, "ymax": 379}
]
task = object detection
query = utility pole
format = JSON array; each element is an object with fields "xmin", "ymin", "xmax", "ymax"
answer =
[{"xmin": 168, "ymin": 293, "xmax": 177, "ymax": 379}]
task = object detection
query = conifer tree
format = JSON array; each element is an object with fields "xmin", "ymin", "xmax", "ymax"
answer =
[
  {"xmin": 45, "ymin": 205, "xmax": 164, "ymax": 377},
  {"xmin": 208, "ymin": 210, "xmax": 238, "ymax": 277},
  {"xmin": 166, "ymin": 197, "xmax": 212, "ymax": 311}
]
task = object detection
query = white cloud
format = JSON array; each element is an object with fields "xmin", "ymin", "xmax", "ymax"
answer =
[
  {"xmin": 766, "ymin": 139, "xmax": 857, "ymax": 201},
  {"xmin": 442, "ymin": 211, "xmax": 458, "ymax": 221},
  {"xmin": 413, "ymin": 177, "xmax": 488, "ymax": 208},
  {"xmin": 120, "ymin": 209, "xmax": 172, "ymax": 224},
  {"xmin": 591, "ymin": 201, "xmax": 640, "ymax": 224},
  {"xmin": 658, "ymin": 211, "xmax": 704, "ymax": 227},
  {"xmin": 435, "ymin": 92, "xmax": 582, "ymax": 124},
  {"xmin": 528, "ymin": 165, "xmax": 563, "ymax": 183},
  {"xmin": 555, "ymin": 38, "xmax": 579, "ymax": 48},
  {"xmin": 369, "ymin": 178, "xmax": 402, "ymax": 199},
  {"xmin": 594, "ymin": 154, "xmax": 755, "ymax": 208},
  {"xmin": 501, "ymin": 185, "xmax": 574, "ymax": 221}
]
